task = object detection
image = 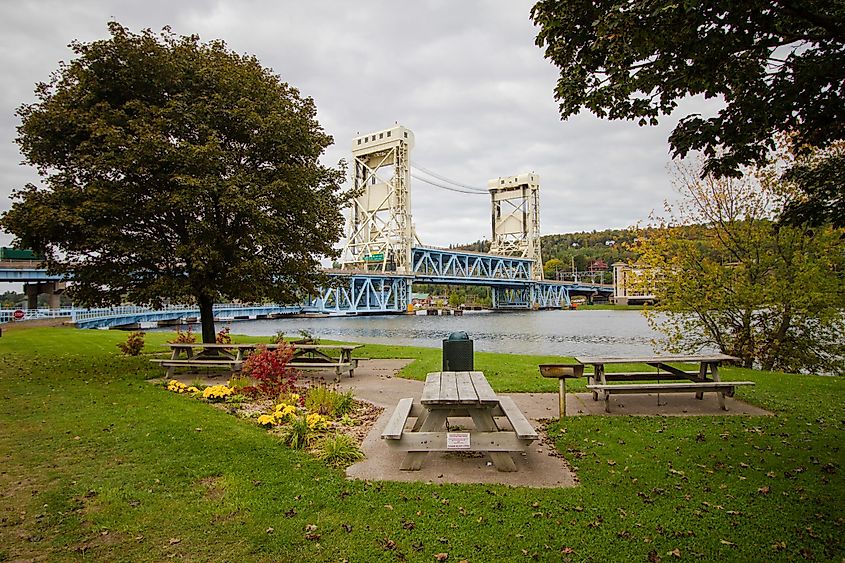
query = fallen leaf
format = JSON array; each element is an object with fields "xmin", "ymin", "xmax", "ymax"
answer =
[
  {"xmin": 647, "ymin": 549, "xmax": 661, "ymax": 562},
  {"xmin": 168, "ymin": 538, "xmax": 181, "ymax": 545},
  {"xmin": 758, "ymin": 486, "xmax": 771, "ymax": 495},
  {"xmin": 266, "ymin": 527, "xmax": 274, "ymax": 534},
  {"xmin": 719, "ymin": 539, "xmax": 735, "ymax": 546},
  {"xmin": 434, "ymin": 553, "xmax": 448, "ymax": 561},
  {"xmin": 305, "ymin": 524, "xmax": 317, "ymax": 532},
  {"xmin": 668, "ymin": 548, "xmax": 681, "ymax": 558}
]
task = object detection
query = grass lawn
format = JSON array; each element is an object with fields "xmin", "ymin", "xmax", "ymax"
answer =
[{"xmin": 1, "ymin": 326, "xmax": 842, "ymax": 561}]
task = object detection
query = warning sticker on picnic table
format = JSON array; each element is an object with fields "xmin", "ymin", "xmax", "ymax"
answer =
[{"xmin": 446, "ymin": 432, "xmax": 471, "ymax": 449}]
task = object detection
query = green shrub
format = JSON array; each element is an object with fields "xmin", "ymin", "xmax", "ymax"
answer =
[
  {"xmin": 228, "ymin": 375, "xmax": 252, "ymax": 392},
  {"xmin": 281, "ymin": 415, "xmax": 312, "ymax": 449},
  {"xmin": 117, "ymin": 331, "xmax": 145, "ymax": 356},
  {"xmin": 315, "ymin": 433, "xmax": 364, "ymax": 467},
  {"xmin": 304, "ymin": 386, "xmax": 355, "ymax": 417}
]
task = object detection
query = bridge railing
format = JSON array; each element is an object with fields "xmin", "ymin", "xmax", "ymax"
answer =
[{"xmin": 0, "ymin": 307, "xmax": 75, "ymax": 323}]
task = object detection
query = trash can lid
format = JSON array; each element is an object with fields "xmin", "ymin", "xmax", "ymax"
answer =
[{"xmin": 446, "ymin": 331, "xmax": 470, "ymax": 341}]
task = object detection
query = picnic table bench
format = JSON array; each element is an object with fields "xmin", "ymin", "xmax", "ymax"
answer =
[
  {"xmin": 381, "ymin": 371, "xmax": 538, "ymax": 472},
  {"xmin": 575, "ymin": 354, "xmax": 754, "ymax": 413}
]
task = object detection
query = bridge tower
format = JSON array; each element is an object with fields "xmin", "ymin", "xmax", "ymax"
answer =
[
  {"xmin": 488, "ymin": 173, "xmax": 543, "ymax": 280},
  {"xmin": 342, "ymin": 125, "xmax": 416, "ymax": 273}
]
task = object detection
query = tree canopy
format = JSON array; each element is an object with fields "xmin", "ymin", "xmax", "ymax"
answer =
[
  {"xmin": 531, "ymin": 0, "xmax": 845, "ymax": 226},
  {"xmin": 629, "ymin": 159, "xmax": 844, "ymax": 374},
  {"xmin": 1, "ymin": 23, "xmax": 347, "ymax": 342}
]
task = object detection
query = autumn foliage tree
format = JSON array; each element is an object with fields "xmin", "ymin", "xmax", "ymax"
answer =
[
  {"xmin": 630, "ymin": 159, "xmax": 844, "ymax": 374},
  {"xmin": 1, "ymin": 23, "xmax": 347, "ymax": 342}
]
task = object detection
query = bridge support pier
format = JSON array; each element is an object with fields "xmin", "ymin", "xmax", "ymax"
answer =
[{"xmin": 24, "ymin": 281, "xmax": 66, "ymax": 309}]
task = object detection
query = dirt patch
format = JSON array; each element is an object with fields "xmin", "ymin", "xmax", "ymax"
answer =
[{"xmin": 197, "ymin": 475, "xmax": 226, "ymax": 501}]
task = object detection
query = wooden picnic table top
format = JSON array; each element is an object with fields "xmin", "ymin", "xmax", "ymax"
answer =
[
  {"xmin": 163, "ymin": 342, "xmax": 362, "ymax": 350},
  {"xmin": 292, "ymin": 344, "xmax": 363, "ymax": 351},
  {"xmin": 421, "ymin": 371, "xmax": 499, "ymax": 406},
  {"xmin": 575, "ymin": 354, "xmax": 740, "ymax": 365}
]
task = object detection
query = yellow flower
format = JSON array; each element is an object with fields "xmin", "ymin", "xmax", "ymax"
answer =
[
  {"xmin": 257, "ymin": 414, "xmax": 276, "ymax": 427},
  {"xmin": 203, "ymin": 385, "xmax": 234, "ymax": 400},
  {"xmin": 167, "ymin": 380, "xmax": 188, "ymax": 393},
  {"xmin": 187, "ymin": 386, "xmax": 199, "ymax": 393},
  {"xmin": 306, "ymin": 413, "xmax": 327, "ymax": 430},
  {"xmin": 272, "ymin": 404, "xmax": 298, "ymax": 422}
]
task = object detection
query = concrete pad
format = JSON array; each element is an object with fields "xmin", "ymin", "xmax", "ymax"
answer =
[
  {"xmin": 340, "ymin": 361, "xmax": 576, "ymax": 488},
  {"xmin": 561, "ymin": 392, "xmax": 772, "ymax": 417},
  {"xmin": 345, "ymin": 407, "xmax": 577, "ymax": 488},
  {"xmin": 339, "ymin": 361, "xmax": 770, "ymax": 488}
]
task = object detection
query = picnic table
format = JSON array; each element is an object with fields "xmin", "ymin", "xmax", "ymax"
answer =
[
  {"xmin": 287, "ymin": 343, "xmax": 363, "ymax": 381},
  {"xmin": 381, "ymin": 371, "xmax": 538, "ymax": 472},
  {"xmin": 575, "ymin": 354, "xmax": 754, "ymax": 412},
  {"xmin": 150, "ymin": 343, "xmax": 252, "ymax": 377},
  {"xmin": 151, "ymin": 342, "xmax": 364, "ymax": 381}
]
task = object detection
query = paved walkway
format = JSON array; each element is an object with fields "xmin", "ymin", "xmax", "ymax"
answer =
[{"xmin": 327, "ymin": 359, "xmax": 770, "ymax": 488}]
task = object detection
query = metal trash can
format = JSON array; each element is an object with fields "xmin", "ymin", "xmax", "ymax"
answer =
[{"xmin": 442, "ymin": 331, "xmax": 473, "ymax": 371}]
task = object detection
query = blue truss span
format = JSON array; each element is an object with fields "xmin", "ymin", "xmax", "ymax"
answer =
[
  {"xmin": 0, "ymin": 267, "xmax": 63, "ymax": 282},
  {"xmin": 411, "ymin": 246, "xmax": 534, "ymax": 285},
  {"xmin": 3, "ymin": 251, "xmax": 615, "ymax": 326},
  {"xmin": 307, "ymin": 274, "xmax": 411, "ymax": 315},
  {"xmin": 71, "ymin": 304, "xmax": 303, "ymax": 329}
]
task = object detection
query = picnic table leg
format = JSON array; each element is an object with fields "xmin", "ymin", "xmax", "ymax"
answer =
[
  {"xmin": 468, "ymin": 409, "xmax": 517, "ymax": 472},
  {"xmin": 591, "ymin": 365, "xmax": 605, "ymax": 401},
  {"xmin": 400, "ymin": 409, "xmax": 448, "ymax": 471},
  {"xmin": 711, "ymin": 363, "xmax": 728, "ymax": 410},
  {"xmin": 695, "ymin": 363, "xmax": 707, "ymax": 400}
]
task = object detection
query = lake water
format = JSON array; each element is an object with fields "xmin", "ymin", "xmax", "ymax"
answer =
[{"xmin": 206, "ymin": 309, "xmax": 666, "ymax": 357}]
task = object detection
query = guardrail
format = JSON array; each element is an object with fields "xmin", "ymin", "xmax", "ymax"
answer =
[{"xmin": 0, "ymin": 307, "xmax": 75, "ymax": 323}]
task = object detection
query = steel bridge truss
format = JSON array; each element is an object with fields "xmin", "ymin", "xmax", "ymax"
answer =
[
  {"xmin": 491, "ymin": 283, "xmax": 574, "ymax": 309},
  {"xmin": 310, "ymin": 275, "xmax": 411, "ymax": 314},
  {"xmin": 411, "ymin": 247, "xmax": 534, "ymax": 285}
]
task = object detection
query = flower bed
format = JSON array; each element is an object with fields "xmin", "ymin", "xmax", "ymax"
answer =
[{"xmin": 164, "ymin": 378, "xmax": 381, "ymax": 467}]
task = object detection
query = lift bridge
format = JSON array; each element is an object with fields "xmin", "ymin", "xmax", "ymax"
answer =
[
  {"xmin": 314, "ymin": 124, "xmax": 613, "ymax": 314},
  {"xmin": 0, "ymin": 125, "xmax": 613, "ymax": 325}
]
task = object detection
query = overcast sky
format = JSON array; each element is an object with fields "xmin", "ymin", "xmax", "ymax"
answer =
[{"xmin": 0, "ymin": 0, "xmax": 721, "ymax": 250}]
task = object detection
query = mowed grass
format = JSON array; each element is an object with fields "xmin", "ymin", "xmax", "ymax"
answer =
[{"xmin": 0, "ymin": 327, "xmax": 842, "ymax": 562}]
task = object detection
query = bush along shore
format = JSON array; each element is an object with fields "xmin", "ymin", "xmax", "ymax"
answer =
[{"xmin": 0, "ymin": 327, "xmax": 842, "ymax": 561}]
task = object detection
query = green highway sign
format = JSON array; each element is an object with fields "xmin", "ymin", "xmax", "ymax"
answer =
[{"xmin": 363, "ymin": 253, "xmax": 385, "ymax": 262}]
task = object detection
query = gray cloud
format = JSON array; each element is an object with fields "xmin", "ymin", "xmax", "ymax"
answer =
[{"xmin": 0, "ymin": 0, "xmax": 721, "ymax": 250}]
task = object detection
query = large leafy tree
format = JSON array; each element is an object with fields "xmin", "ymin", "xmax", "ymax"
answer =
[
  {"xmin": 629, "ymin": 159, "xmax": 844, "ymax": 374},
  {"xmin": 531, "ymin": 1, "xmax": 845, "ymax": 225},
  {"xmin": 1, "ymin": 23, "xmax": 347, "ymax": 343}
]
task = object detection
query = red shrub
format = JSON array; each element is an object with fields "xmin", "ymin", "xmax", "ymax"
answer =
[{"xmin": 242, "ymin": 344, "xmax": 298, "ymax": 397}]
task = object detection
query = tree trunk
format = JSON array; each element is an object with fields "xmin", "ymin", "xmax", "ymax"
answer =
[{"xmin": 197, "ymin": 294, "xmax": 216, "ymax": 344}]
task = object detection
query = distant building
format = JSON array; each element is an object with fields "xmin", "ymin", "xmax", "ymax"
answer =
[{"xmin": 588, "ymin": 259, "xmax": 608, "ymax": 271}]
